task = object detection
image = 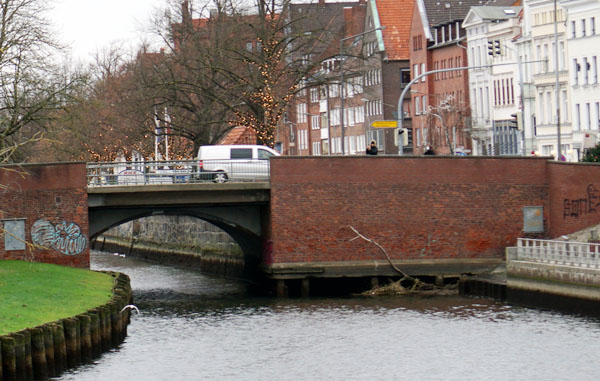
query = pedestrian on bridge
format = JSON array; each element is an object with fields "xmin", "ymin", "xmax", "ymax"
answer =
[{"xmin": 366, "ymin": 141, "xmax": 378, "ymax": 155}]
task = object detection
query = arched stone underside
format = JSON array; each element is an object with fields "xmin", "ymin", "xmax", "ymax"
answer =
[{"xmin": 89, "ymin": 205, "xmax": 267, "ymax": 272}]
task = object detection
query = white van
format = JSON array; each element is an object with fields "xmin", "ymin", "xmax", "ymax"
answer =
[{"xmin": 195, "ymin": 145, "xmax": 280, "ymax": 182}]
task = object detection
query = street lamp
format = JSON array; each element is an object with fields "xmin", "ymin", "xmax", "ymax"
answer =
[
  {"xmin": 553, "ymin": 0, "xmax": 562, "ymax": 160},
  {"xmin": 339, "ymin": 26, "xmax": 385, "ymax": 155}
]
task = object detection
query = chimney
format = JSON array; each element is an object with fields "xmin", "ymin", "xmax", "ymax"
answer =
[
  {"xmin": 182, "ymin": 1, "xmax": 191, "ymax": 24},
  {"xmin": 319, "ymin": 0, "xmax": 325, "ymax": 5}
]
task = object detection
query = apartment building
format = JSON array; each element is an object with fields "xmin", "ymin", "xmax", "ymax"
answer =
[
  {"xmin": 408, "ymin": 0, "xmax": 516, "ymax": 155},
  {"xmin": 562, "ymin": 0, "xmax": 600, "ymax": 160},
  {"xmin": 463, "ymin": 6, "xmax": 524, "ymax": 156},
  {"xmin": 279, "ymin": 0, "xmax": 413, "ymax": 156}
]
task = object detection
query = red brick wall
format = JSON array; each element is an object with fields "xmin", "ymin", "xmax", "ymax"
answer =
[
  {"xmin": 548, "ymin": 162, "xmax": 600, "ymax": 238},
  {"xmin": 0, "ymin": 162, "xmax": 89, "ymax": 268},
  {"xmin": 270, "ymin": 156, "xmax": 553, "ymax": 264}
]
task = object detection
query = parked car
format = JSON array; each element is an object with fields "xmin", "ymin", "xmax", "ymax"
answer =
[{"xmin": 195, "ymin": 145, "xmax": 280, "ymax": 182}]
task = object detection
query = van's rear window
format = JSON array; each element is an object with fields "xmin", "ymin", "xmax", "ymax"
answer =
[{"xmin": 230, "ymin": 148, "xmax": 252, "ymax": 159}]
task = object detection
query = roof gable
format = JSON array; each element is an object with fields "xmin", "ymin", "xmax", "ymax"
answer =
[
  {"xmin": 372, "ymin": 0, "xmax": 415, "ymax": 60},
  {"xmin": 421, "ymin": 0, "xmax": 517, "ymax": 27}
]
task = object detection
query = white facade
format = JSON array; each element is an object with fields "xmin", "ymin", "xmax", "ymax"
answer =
[
  {"xmin": 523, "ymin": 0, "xmax": 572, "ymax": 160},
  {"xmin": 562, "ymin": 0, "xmax": 600, "ymax": 159},
  {"xmin": 463, "ymin": 6, "xmax": 523, "ymax": 155}
]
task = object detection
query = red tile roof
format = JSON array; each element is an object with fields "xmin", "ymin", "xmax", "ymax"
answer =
[
  {"xmin": 219, "ymin": 126, "xmax": 257, "ymax": 145},
  {"xmin": 375, "ymin": 0, "xmax": 415, "ymax": 60}
]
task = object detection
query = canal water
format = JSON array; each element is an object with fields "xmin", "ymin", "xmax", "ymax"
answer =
[{"xmin": 60, "ymin": 251, "xmax": 600, "ymax": 380}]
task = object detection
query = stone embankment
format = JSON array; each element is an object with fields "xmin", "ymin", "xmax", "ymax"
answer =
[
  {"xmin": 0, "ymin": 273, "xmax": 132, "ymax": 380},
  {"xmin": 93, "ymin": 216, "xmax": 244, "ymax": 277}
]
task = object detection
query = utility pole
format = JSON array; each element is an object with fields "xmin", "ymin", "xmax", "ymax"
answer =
[{"xmin": 554, "ymin": 0, "xmax": 562, "ymax": 160}]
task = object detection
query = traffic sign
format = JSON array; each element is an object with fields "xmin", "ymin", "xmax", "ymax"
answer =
[{"xmin": 370, "ymin": 120, "xmax": 398, "ymax": 128}]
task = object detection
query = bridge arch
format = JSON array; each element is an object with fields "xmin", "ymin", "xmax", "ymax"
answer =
[{"xmin": 88, "ymin": 183, "xmax": 271, "ymax": 275}]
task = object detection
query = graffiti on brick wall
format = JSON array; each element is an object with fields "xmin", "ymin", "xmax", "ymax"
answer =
[
  {"xmin": 563, "ymin": 184, "xmax": 600, "ymax": 218},
  {"xmin": 31, "ymin": 219, "xmax": 87, "ymax": 255}
]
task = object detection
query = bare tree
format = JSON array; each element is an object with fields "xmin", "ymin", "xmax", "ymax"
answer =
[
  {"xmin": 138, "ymin": 0, "xmax": 347, "ymax": 152},
  {"xmin": 424, "ymin": 94, "xmax": 470, "ymax": 155},
  {"xmin": 0, "ymin": 0, "xmax": 84, "ymax": 163}
]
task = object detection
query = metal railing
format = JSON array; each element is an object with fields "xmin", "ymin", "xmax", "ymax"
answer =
[
  {"xmin": 86, "ymin": 159, "xmax": 272, "ymax": 187},
  {"xmin": 512, "ymin": 238, "xmax": 600, "ymax": 269}
]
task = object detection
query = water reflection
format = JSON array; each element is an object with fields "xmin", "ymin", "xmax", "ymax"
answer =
[{"xmin": 59, "ymin": 251, "xmax": 600, "ymax": 380}]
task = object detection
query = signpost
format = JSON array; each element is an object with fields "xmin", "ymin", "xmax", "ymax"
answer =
[{"xmin": 370, "ymin": 120, "xmax": 398, "ymax": 128}]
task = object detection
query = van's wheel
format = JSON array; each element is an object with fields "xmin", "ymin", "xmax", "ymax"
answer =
[{"xmin": 213, "ymin": 172, "xmax": 228, "ymax": 183}]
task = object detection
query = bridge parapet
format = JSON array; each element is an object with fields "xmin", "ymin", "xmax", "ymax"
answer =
[
  {"xmin": 507, "ymin": 238, "xmax": 600, "ymax": 301},
  {"xmin": 87, "ymin": 159, "xmax": 271, "ymax": 186},
  {"xmin": 511, "ymin": 238, "xmax": 600, "ymax": 269}
]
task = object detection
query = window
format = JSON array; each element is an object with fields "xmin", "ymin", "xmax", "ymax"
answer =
[
  {"xmin": 584, "ymin": 57, "xmax": 589, "ymax": 84},
  {"xmin": 575, "ymin": 104, "xmax": 581, "ymax": 131},
  {"xmin": 297, "ymin": 103, "xmax": 307, "ymax": 123},
  {"xmin": 349, "ymin": 135, "xmax": 357, "ymax": 154},
  {"xmin": 422, "ymin": 96, "xmax": 427, "ymax": 113},
  {"xmin": 596, "ymin": 102, "xmax": 600, "ymax": 129},
  {"xmin": 543, "ymin": 44, "xmax": 549, "ymax": 72},
  {"xmin": 310, "ymin": 88, "xmax": 319, "ymax": 103},
  {"xmin": 415, "ymin": 96, "xmax": 420, "ymax": 115},
  {"xmin": 582, "ymin": 19, "xmax": 587, "ymax": 37},
  {"xmin": 413, "ymin": 64, "xmax": 419, "ymax": 81},
  {"xmin": 258, "ymin": 149, "xmax": 276, "ymax": 159},
  {"xmin": 538, "ymin": 92, "xmax": 545, "ymax": 123},
  {"xmin": 311, "ymin": 115, "xmax": 320, "ymax": 130},
  {"xmin": 331, "ymin": 108, "xmax": 340, "ymax": 126},
  {"xmin": 246, "ymin": 42, "xmax": 253, "ymax": 51},
  {"xmin": 573, "ymin": 59, "xmax": 579, "ymax": 84},
  {"xmin": 593, "ymin": 56, "xmax": 598, "ymax": 83},
  {"xmin": 329, "ymin": 84, "xmax": 340, "ymax": 98},
  {"xmin": 510, "ymin": 78, "xmax": 515, "ymax": 105},
  {"xmin": 298, "ymin": 129, "xmax": 308, "ymax": 150},
  {"xmin": 421, "ymin": 63, "xmax": 425, "ymax": 82},
  {"xmin": 592, "ymin": 17, "xmax": 596, "ymax": 35},
  {"xmin": 562, "ymin": 90, "xmax": 569, "ymax": 122},
  {"xmin": 546, "ymin": 91, "xmax": 552, "ymax": 124},
  {"xmin": 312, "ymin": 141, "xmax": 321, "ymax": 155},
  {"xmin": 572, "ymin": 21, "xmax": 577, "ymax": 38},
  {"xmin": 231, "ymin": 148, "xmax": 252, "ymax": 159},
  {"xmin": 3, "ymin": 219, "xmax": 25, "ymax": 251},
  {"xmin": 401, "ymin": 69, "xmax": 411, "ymax": 85},
  {"xmin": 587, "ymin": 103, "xmax": 591, "ymax": 130}
]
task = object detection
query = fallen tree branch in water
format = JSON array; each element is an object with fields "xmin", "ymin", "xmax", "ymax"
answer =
[{"xmin": 348, "ymin": 226, "xmax": 457, "ymax": 296}]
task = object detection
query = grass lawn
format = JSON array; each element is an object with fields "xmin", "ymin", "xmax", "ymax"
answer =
[{"xmin": 0, "ymin": 260, "xmax": 114, "ymax": 336}]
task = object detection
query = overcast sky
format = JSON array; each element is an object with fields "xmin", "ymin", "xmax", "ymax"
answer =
[{"xmin": 49, "ymin": 0, "xmax": 167, "ymax": 62}]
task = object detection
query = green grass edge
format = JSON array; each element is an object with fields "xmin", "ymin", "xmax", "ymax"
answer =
[{"xmin": 0, "ymin": 260, "xmax": 120, "ymax": 336}]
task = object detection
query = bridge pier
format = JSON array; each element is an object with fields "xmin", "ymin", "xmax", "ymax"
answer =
[
  {"xmin": 276, "ymin": 280, "xmax": 288, "ymax": 297},
  {"xmin": 301, "ymin": 279, "xmax": 310, "ymax": 297},
  {"xmin": 370, "ymin": 277, "xmax": 379, "ymax": 289}
]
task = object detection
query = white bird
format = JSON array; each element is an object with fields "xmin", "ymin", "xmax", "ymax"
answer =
[{"xmin": 120, "ymin": 305, "xmax": 140, "ymax": 314}]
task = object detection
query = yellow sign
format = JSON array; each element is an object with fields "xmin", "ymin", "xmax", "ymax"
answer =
[{"xmin": 370, "ymin": 120, "xmax": 398, "ymax": 128}]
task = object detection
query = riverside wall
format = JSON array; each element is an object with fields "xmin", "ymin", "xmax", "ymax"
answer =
[
  {"xmin": 0, "ymin": 162, "xmax": 89, "ymax": 268},
  {"xmin": 92, "ymin": 215, "xmax": 244, "ymax": 277},
  {"xmin": 0, "ymin": 272, "xmax": 132, "ymax": 380}
]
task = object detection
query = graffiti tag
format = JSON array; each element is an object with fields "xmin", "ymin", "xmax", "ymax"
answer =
[
  {"xmin": 31, "ymin": 219, "xmax": 87, "ymax": 256},
  {"xmin": 563, "ymin": 184, "xmax": 600, "ymax": 219}
]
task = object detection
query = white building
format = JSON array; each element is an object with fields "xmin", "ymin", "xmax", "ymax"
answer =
[
  {"xmin": 463, "ymin": 6, "xmax": 523, "ymax": 155},
  {"xmin": 522, "ymin": 0, "xmax": 572, "ymax": 160},
  {"xmin": 562, "ymin": 0, "xmax": 600, "ymax": 158}
]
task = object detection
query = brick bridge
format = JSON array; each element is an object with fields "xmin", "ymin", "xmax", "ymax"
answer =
[{"xmin": 2, "ymin": 157, "xmax": 600, "ymax": 291}]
